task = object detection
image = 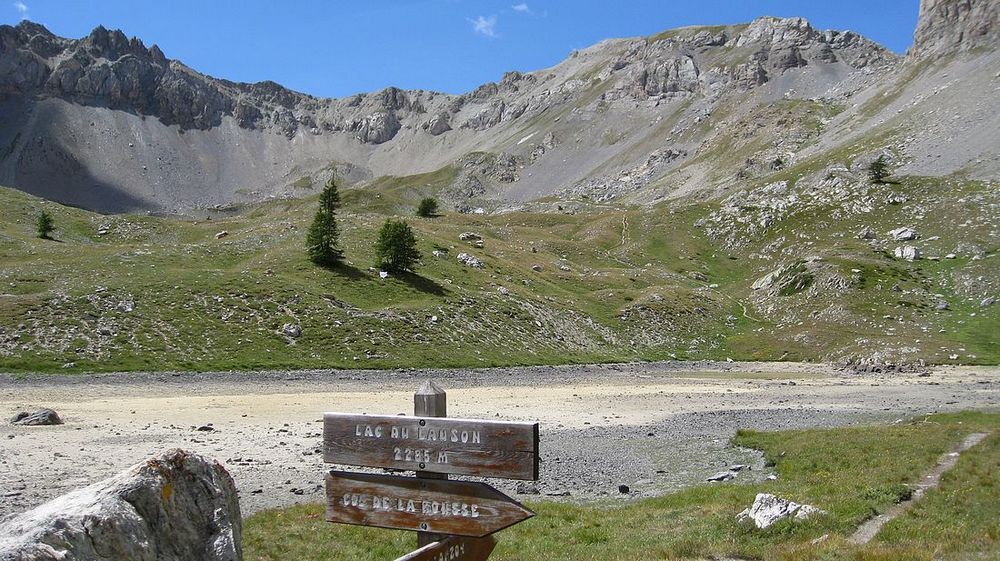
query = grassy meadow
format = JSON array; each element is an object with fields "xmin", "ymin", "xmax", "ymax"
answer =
[{"xmin": 244, "ymin": 411, "xmax": 999, "ymax": 561}]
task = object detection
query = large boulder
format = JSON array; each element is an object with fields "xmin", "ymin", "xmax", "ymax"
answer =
[{"xmin": 0, "ymin": 449, "xmax": 242, "ymax": 561}]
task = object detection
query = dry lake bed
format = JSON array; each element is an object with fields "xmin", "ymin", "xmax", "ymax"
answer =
[{"xmin": 1, "ymin": 361, "xmax": 997, "ymax": 518}]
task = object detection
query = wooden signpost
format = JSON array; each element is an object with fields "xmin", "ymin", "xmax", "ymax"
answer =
[
  {"xmin": 395, "ymin": 536, "xmax": 497, "ymax": 561},
  {"xmin": 323, "ymin": 381, "xmax": 540, "ymax": 561}
]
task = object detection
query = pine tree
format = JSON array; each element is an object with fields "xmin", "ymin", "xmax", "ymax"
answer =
[
  {"xmin": 306, "ymin": 177, "xmax": 343, "ymax": 266},
  {"xmin": 374, "ymin": 219, "xmax": 421, "ymax": 273},
  {"xmin": 36, "ymin": 210, "xmax": 54, "ymax": 239},
  {"xmin": 868, "ymin": 155, "xmax": 890, "ymax": 184}
]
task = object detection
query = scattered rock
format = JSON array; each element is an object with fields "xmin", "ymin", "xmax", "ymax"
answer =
[
  {"xmin": 531, "ymin": 264, "xmax": 543, "ymax": 272},
  {"xmin": 888, "ymin": 227, "xmax": 918, "ymax": 241},
  {"xmin": 935, "ymin": 300, "xmax": 950, "ymax": 311},
  {"xmin": 982, "ymin": 297, "xmax": 996, "ymax": 308},
  {"xmin": 10, "ymin": 408, "xmax": 63, "ymax": 426},
  {"xmin": 618, "ymin": 485, "xmax": 630, "ymax": 494},
  {"xmin": 515, "ymin": 482, "xmax": 540, "ymax": 495},
  {"xmin": 857, "ymin": 227, "xmax": 877, "ymax": 240},
  {"xmin": 282, "ymin": 323, "xmax": 302, "ymax": 338},
  {"xmin": 457, "ymin": 253, "xmax": 484, "ymax": 268},
  {"xmin": 459, "ymin": 232, "xmax": 483, "ymax": 242},
  {"xmin": 707, "ymin": 471, "xmax": 736, "ymax": 482},
  {"xmin": 215, "ymin": 231, "xmax": 229, "ymax": 239},
  {"xmin": 0, "ymin": 449, "xmax": 241, "ymax": 561},
  {"xmin": 737, "ymin": 492, "xmax": 825, "ymax": 529},
  {"xmin": 894, "ymin": 246, "xmax": 921, "ymax": 261}
]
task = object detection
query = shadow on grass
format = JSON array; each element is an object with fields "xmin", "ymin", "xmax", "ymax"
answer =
[
  {"xmin": 320, "ymin": 261, "xmax": 367, "ymax": 281},
  {"xmin": 396, "ymin": 271, "xmax": 447, "ymax": 296}
]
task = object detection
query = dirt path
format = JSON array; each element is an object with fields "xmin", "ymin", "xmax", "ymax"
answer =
[
  {"xmin": 848, "ymin": 431, "xmax": 992, "ymax": 545},
  {"xmin": 1, "ymin": 361, "xmax": 997, "ymax": 519}
]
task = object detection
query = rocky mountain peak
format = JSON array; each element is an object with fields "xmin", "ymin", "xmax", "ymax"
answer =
[{"xmin": 910, "ymin": 0, "xmax": 999, "ymax": 58}]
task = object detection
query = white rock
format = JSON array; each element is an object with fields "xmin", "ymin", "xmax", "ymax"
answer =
[
  {"xmin": 737, "ymin": 493, "xmax": 825, "ymax": 529},
  {"xmin": 893, "ymin": 246, "xmax": 921, "ymax": 261},
  {"xmin": 0, "ymin": 449, "xmax": 242, "ymax": 561},
  {"xmin": 888, "ymin": 227, "xmax": 918, "ymax": 241}
]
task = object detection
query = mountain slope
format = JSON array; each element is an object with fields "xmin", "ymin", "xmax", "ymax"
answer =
[{"xmin": 0, "ymin": 14, "xmax": 907, "ymax": 213}]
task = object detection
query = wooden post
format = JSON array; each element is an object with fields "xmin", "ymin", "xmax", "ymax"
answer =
[{"xmin": 415, "ymin": 381, "xmax": 447, "ymax": 547}]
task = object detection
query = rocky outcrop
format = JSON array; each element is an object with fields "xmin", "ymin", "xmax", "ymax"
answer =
[
  {"xmin": 0, "ymin": 449, "xmax": 242, "ymax": 561},
  {"xmin": 351, "ymin": 111, "xmax": 401, "ymax": 144},
  {"xmin": 910, "ymin": 0, "xmax": 999, "ymax": 58},
  {"xmin": 463, "ymin": 99, "xmax": 505, "ymax": 130},
  {"xmin": 422, "ymin": 112, "xmax": 452, "ymax": 135},
  {"xmin": 631, "ymin": 56, "xmax": 700, "ymax": 97},
  {"xmin": 733, "ymin": 17, "xmax": 892, "ymax": 75}
]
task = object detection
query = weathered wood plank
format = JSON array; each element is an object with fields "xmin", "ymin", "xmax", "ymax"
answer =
[
  {"xmin": 325, "ymin": 470, "xmax": 534, "ymax": 537},
  {"xmin": 394, "ymin": 536, "xmax": 496, "ymax": 561},
  {"xmin": 414, "ymin": 381, "xmax": 448, "ymax": 548},
  {"xmin": 323, "ymin": 413, "xmax": 540, "ymax": 481}
]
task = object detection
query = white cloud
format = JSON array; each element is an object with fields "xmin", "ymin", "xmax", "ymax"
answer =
[
  {"xmin": 512, "ymin": 3, "xmax": 531, "ymax": 14},
  {"xmin": 469, "ymin": 15, "xmax": 497, "ymax": 38},
  {"xmin": 13, "ymin": 1, "xmax": 28, "ymax": 18}
]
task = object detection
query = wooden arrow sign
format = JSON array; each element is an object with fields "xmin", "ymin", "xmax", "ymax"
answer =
[
  {"xmin": 324, "ymin": 413, "xmax": 540, "ymax": 480},
  {"xmin": 326, "ymin": 470, "xmax": 534, "ymax": 537},
  {"xmin": 394, "ymin": 536, "xmax": 497, "ymax": 561}
]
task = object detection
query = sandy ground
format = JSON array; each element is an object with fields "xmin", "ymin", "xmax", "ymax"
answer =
[{"xmin": 1, "ymin": 361, "xmax": 997, "ymax": 520}]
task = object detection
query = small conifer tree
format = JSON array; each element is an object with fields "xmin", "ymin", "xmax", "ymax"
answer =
[
  {"xmin": 374, "ymin": 219, "xmax": 420, "ymax": 273},
  {"xmin": 416, "ymin": 197, "xmax": 439, "ymax": 217},
  {"xmin": 868, "ymin": 155, "xmax": 890, "ymax": 184},
  {"xmin": 36, "ymin": 210, "xmax": 54, "ymax": 239},
  {"xmin": 306, "ymin": 177, "xmax": 343, "ymax": 266}
]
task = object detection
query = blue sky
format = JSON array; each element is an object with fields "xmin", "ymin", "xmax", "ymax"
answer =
[{"xmin": 5, "ymin": 1, "xmax": 920, "ymax": 98}]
